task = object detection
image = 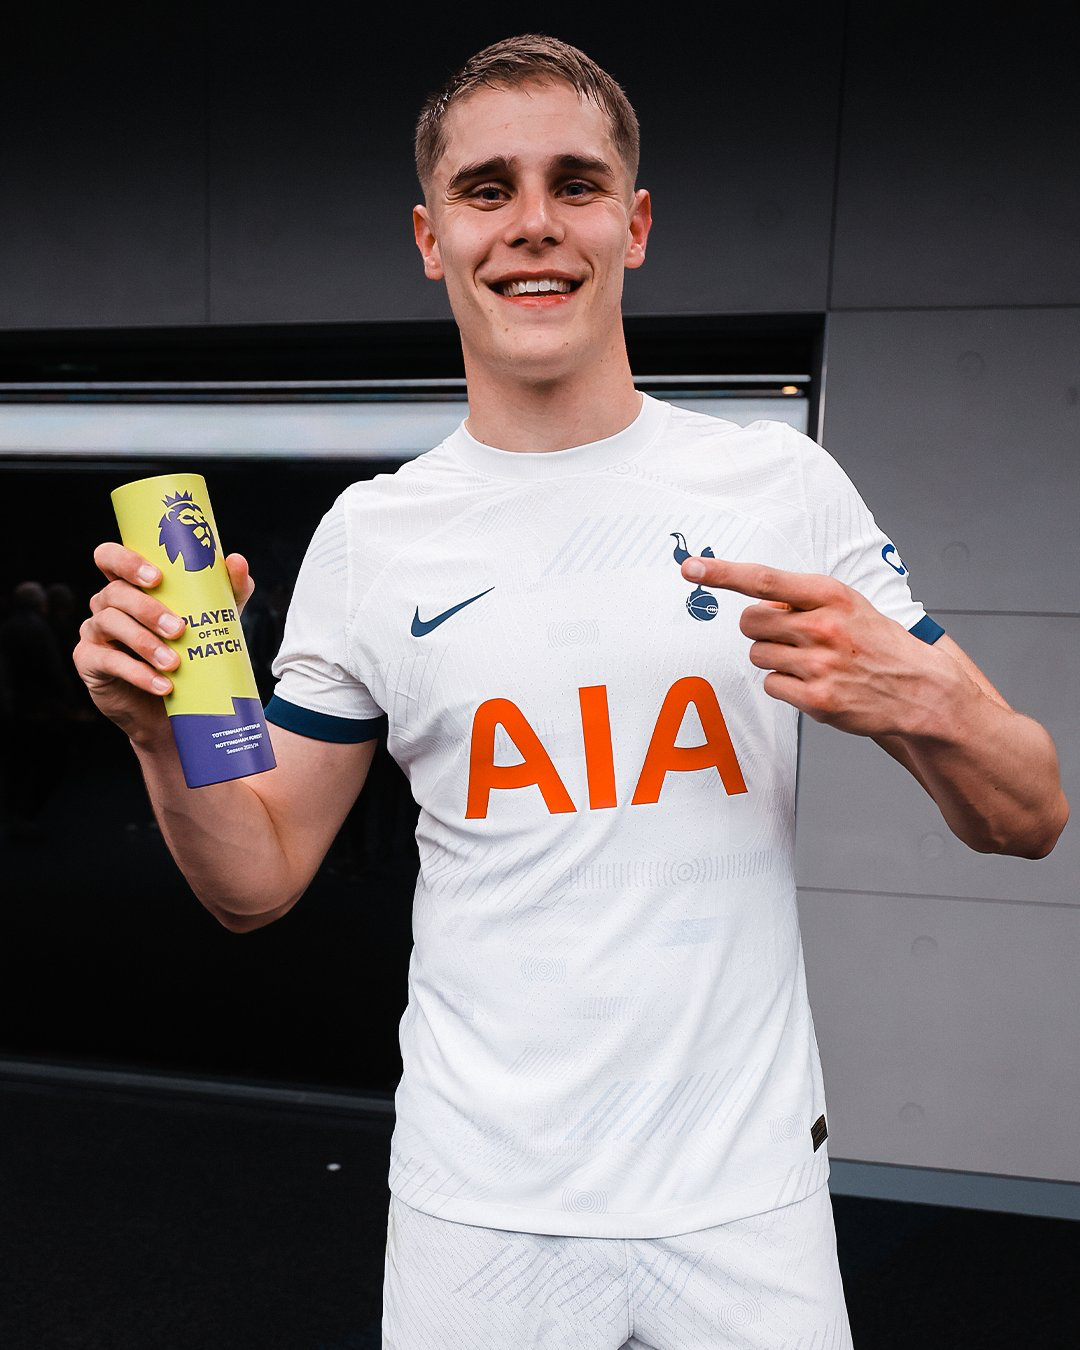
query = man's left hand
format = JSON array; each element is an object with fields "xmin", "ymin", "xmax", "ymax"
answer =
[{"xmin": 681, "ymin": 556, "xmax": 938, "ymax": 739}]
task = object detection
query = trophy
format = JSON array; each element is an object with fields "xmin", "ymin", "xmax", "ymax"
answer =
[{"xmin": 111, "ymin": 473, "xmax": 277, "ymax": 788}]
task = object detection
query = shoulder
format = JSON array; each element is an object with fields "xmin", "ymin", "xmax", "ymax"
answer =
[
  {"xmin": 645, "ymin": 403, "xmax": 814, "ymax": 493},
  {"xmin": 331, "ymin": 440, "xmax": 469, "ymax": 530},
  {"xmin": 327, "ymin": 438, "xmax": 499, "ymax": 594},
  {"xmin": 656, "ymin": 403, "xmax": 802, "ymax": 464},
  {"xmin": 668, "ymin": 411, "xmax": 854, "ymax": 493},
  {"xmin": 337, "ymin": 438, "xmax": 462, "ymax": 506}
]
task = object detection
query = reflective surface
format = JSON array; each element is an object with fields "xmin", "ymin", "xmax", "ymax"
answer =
[{"xmin": 0, "ymin": 457, "xmax": 419, "ymax": 1090}]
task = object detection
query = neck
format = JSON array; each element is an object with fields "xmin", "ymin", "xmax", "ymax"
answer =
[{"xmin": 461, "ymin": 332, "xmax": 641, "ymax": 453}]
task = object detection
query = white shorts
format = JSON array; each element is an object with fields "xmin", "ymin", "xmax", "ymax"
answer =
[{"xmin": 382, "ymin": 1181, "xmax": 854, "ymax": 1349}]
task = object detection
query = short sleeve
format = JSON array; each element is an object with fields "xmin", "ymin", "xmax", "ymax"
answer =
[
  {"xmin": 788, "ymin": 424, "xmax": 945, "ymax": 645},
  {"xmin": 265, "ymin": 494, "xmax": 387, "ymax": 742}
]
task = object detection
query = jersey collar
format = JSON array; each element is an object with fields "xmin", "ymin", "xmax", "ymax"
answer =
[{"xmin": 445, "ymin": 392, "xmax": 670, "ymax": 481}]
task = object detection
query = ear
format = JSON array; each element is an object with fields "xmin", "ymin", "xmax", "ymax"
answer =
[
  {"xmin": 624, "ymin": 188, "xmax": 652, "ymax": 270},
  {"xmin": 413, "ymin": 204, "xmax": 444, "ymax": 281}
]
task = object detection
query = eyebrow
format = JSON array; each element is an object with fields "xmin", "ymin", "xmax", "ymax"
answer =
[{"xmin": 444, "ymin": 153, "xmax": 617, "ymax": 195}]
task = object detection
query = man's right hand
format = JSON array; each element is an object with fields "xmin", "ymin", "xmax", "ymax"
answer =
[
  {"xmin": 73, "ymin": 541, "xmax": 376, "ymax": 930},
  {"xmin": 73, "ymin": 543, "xmax": 255, "ymax": 745}
]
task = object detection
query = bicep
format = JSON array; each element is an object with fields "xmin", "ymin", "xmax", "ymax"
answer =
[{"xmin": 245, "ymin": 722, "xmax": 379, "ymax": 909}]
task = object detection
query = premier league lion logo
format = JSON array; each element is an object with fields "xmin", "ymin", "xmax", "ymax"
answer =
[{"xmin": 158, "ymin": 490, "xmax": 217, "ymax": 572}]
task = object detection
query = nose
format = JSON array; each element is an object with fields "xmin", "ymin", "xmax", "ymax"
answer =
[{"xmin": 503, "ymin": 183, "xmax": 564, "ymax": 249}]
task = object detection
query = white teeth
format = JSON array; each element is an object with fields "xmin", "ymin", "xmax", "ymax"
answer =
[{"xmin": 500, "ymin": 277, "xmax": 574, "ymax": 296}]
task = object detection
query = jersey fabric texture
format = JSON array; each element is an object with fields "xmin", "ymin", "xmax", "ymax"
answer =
[{"xmin": 265, "ymin": 393, "xmax": 945, "ymax": 1239}]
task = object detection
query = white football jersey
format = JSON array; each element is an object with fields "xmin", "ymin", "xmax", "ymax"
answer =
[{"xmin": 266, "ymin": 392, "xmax": 944, "ymax": 1238}]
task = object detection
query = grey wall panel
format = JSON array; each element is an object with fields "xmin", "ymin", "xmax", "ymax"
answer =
[
  {"xmin": 0, "ymin": 8, "xmax": 206, "ymax": 329},
  {"xmin": 820, "ymin": 308, "xmax": 1080, "ymax": 615},
  {"xmin": 797, "ymin": 887, "xmax": 1080, "ymax": 1182},
  {"xmin": 832, "ymin": 1, "xmax": 1080, "ymax": 308},
  {"xmin": 207, "ymin": 6, "xmax": 843, "ymax": 324},
  {"xmin": 795, "ymin": 613, "xmax": 1077, "ymax": 902}
]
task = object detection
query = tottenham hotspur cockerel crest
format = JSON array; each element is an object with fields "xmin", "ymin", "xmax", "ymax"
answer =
[
  {"xmin": 671, "ymin": 532, "xmax": 717, "ymax": 620},
  {"xmin": 158, "ymin": 490, "xmax": 217, "ymax": 572}
]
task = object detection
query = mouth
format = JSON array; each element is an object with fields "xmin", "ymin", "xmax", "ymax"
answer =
[{"xmin": 487, "ymin": 275, "xmax": 584, "ymax": 305}]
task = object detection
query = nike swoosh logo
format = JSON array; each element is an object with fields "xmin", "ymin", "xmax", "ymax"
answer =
[{"xmin": 411, "ymin": 586, "xmax": 495, "ymax": 637}]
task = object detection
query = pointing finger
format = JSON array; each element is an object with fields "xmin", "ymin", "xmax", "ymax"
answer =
[{"xmin": 680, "ymin": 557, "xmax": 839, "ymax": 610}]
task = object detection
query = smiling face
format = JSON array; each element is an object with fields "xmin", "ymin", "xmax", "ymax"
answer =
[{"xmin": 413, "ymin": 80, "xmax": 651, "ymax": 393}]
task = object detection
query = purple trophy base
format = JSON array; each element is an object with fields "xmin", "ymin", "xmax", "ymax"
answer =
[{"xmin": 170, "ymin": 696, "xmax": 277, "ymax": 788}]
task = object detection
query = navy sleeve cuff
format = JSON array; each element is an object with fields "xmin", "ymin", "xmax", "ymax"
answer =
[
  {"xmin": 264, "ymin": 694, "xmax": 386, "ymax": 743},
  {"xmin": 908, "ymin": 614, "xmax": 946, "ymax": 645}
]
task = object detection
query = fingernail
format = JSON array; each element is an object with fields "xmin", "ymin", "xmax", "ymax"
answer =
[
  {"xmin": 160, "ymin": 615, "xmax": 184, "ymax": 636},
  {"xmin": 151, "ymin": 676, "xmax": 171, "ymax": 693},
  {"xmin": 154, "ymin": 646, "xmax": 175, "ymax": 668},
  {"xmin": 138, "ymin": 565, "xmax": 159, "ymax": 584},
  {"xmin": 683, "ymin": 559, "xmax": 705, "ymax": 580}
]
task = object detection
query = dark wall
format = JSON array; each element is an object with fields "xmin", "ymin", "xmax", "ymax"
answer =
[
  {"xmin": 3, "ymin": 1, "xmax": 845, "ymax": 325},
  {"xmin": 0, "ymin": 457, "xmax": 420, "ymax": 1094},
  {"xmin": 3, "ymin": 3, "xmax": 1077, "ymax": 327}
]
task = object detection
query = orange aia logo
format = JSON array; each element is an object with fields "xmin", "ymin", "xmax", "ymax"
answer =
[{"xmin": 466, "ymin": 676, "xmax": 747, "ymax": 818}]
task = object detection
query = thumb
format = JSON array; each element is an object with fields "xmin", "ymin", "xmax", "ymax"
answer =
[{"xmin": 225, "ymin": 553, "xmax": 255, "ymax": 614}]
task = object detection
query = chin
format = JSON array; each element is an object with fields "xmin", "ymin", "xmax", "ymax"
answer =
[{"xmin": 494, "ymin": 332, "xmax": 590, "ymax": 378}]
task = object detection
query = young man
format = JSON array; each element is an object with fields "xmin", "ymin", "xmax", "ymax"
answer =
[{"xmin": 75, "ymin": 33, "xmax": 1067, "ymax": 1350}]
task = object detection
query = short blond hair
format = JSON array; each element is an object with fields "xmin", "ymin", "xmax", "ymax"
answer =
[{"xmin": 415, "ymin": 34, "xmax": 640, "ymax": 200}]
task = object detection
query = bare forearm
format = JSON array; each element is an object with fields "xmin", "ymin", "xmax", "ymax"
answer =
[
  {"xmin": 129, "ymin": 730, "xmax": 296, "ymax": 918},
  {"xmin": 882, "ymin": 664, "xmax": 1069, "ymax": 859}
]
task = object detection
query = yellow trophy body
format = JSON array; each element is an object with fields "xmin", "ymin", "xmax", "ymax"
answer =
[{"xmin": 111, "ymin": 473, "xmax": 276, "ymax": 787}]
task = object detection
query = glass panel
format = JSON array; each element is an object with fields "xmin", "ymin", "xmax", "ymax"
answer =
[{"xmin": 0, "ymin": 388, "xmax": 808, "ymax": 458}]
